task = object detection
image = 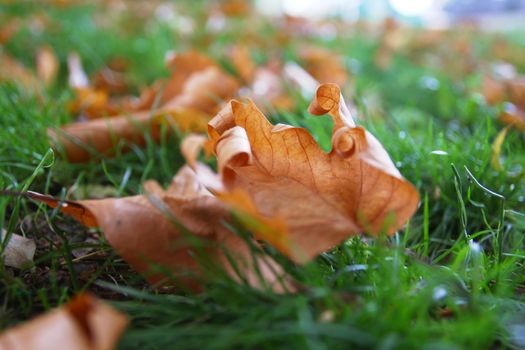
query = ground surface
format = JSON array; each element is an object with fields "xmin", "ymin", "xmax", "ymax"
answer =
[{"xmin": 1, "ymin": 2, "xmax": 525, "ymax": 349}]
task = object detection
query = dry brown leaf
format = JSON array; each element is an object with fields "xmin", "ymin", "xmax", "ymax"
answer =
[
  {"xmin": 217, "ymin": 190, "xmax": 292, "ymax": 257},
  {"xmin": 93, "ymin": 65, "xmax": 128, "ymax": 95},
  {"xmin": 0, "ymin": 294, "xmax": 127, "ymax": 350},
  {"xmin": 181, "ymin": 134, "xmax": 209, "ymax": 169},
  {"xmin": 207, "ymin": 83, "xmax": 419, "ymax": 262},
  {"xmin": 0, "ymin": 52, "xmax": 40, "ymax": 91},
  {"xmin": 230, "ymin": 45, "xmax": 257, "ymax": 83},
  {"xmin": 500, "ymin": 103, "xmax": 525, "ymax": 131},
  {"xmin": 481, "ymin": 74, "xmax": 525, "ymax": 130},
  {"xmin": 507, "ymin": 78, "xmax": 525, "ymax": 111},
  {"xmin": 55, "ymin": 51, "xmax": 239, "ymax": 162},
  {"xmin": 482, "ymin": 76, "xmax": 506, "ymax": 106},
  {"xmin": 36, "ymin": 45, "xmax": 59, "ymax": 86},
  {"xmin": 298, "ymin": 46, "xmax": 348, "ymax": 87},
  {"xmin": 492, "ymin": 38, "xmax": 525, "ymax": 68},
  {"xmin": 250, "ymin": 67, "xmax": 295, "ymax": 111},
  {"xmin": 67, "ymin": 88, "xmax": 116, "ymax": 118},
  {"xmin": 162, "ymin": 64, "xmax": 239, "ymax": 114},
  {"xmin": 25, "ymin": 165, "xmax": 291, "ymax": 292},
  {"xmin": 30, "ymin": 83, "xmax": 416, "ymax": 290},
  {"xmin": 227, "ymin": 46, "xmax": 295, "ymax": 111},
  {"xmin": 0, "ymin": 18, "xmax": 19, "ymax": 45},
  {"xmin": 49, "ymin": 107, "xmax": 211, "ymax": 162},
  {"xmin": 374, "ymin": 18, "xmax": 404, "ymax": 70},
  {"xmin": 218, "ymin": 0, "xmax": 252, "ymax": 16}
]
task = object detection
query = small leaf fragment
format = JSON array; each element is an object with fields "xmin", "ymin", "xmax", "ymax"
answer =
[
  {"xmin": 36, "ymin": 45, "xmax": 59, "ymax": 86},
  {"xmin": 1, "ymin": 229, "xmax": 36, "ymax": 269},
  {"xmin": 0, "ymin": 294, "xmax": 128, "ymax": 350}
]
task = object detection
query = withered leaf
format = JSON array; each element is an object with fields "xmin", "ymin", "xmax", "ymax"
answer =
[
  {"xmin": 48, "ymin": 107, "xmax": 211, "ymax": 162},
  {"xmin": 0, "ymin": 52, "xmax": 40, "ymax": 91},
  {"xmin": 0, "ymin": 294, "xmax": 127, "ymax": 350},
  {"xmin": 298, "ymin": 46, "xmax": 348, "ymax": 87},
  {"xmin": 206, "ymin": 83, "xmax": 419, "ymax": 262},
  {"xmin": 482, "ymin": 74, "xmax": 525, "ymax": 130},
  {"xmin": 230, "ymin": 45, "xmax": 256, "ymax": 83},
  {"xmin": 229, "ymin": 47, "xmax": 294, "ymax": 111},
  {"xmin": 500, "ymin": 103, "xmax": 525, "ymax": 130},
  {"xmin": 217, "ymin": 0, "xmax": 252, "ymax": 17},
  {"xmin": 26, "ymin": 165, "xmax": 291, "ymax": 292},
  {"xmin": 92, "ymin": 59, "xmax": 129, "ymax": 95},
  {"xmin": 0, "ymin": 18, "xmax": 19, "ymax": 45},
  {"xmin": 53, "ymin": 51, "xmax": 239, "ymax": 162},
  {"xmin": 35, "ymin": 83, "xmax": 416, "ymax": 290},
  {"xmin": 36, "ymin": 45, "xmax": 59, "ymax": 87}
]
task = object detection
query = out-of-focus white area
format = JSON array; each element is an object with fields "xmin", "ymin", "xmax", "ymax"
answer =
[
  {"xmin": 257, "ymin": 0, "xmax": 362, "ymax": 19},
  {"xmin": 389, "ymin": 0, "xmax": 434, "ymax": 16},
  {"xmin": 256, "ymin": 0, "xmax": 525, "ymax": 30}
]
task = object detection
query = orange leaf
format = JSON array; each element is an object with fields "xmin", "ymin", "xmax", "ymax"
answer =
[
  {"xmin": 208, "ymin": 83, "xmax": 419, "ymax": 263},
  {"xmin": 92, "ymin": 66, "xmax": 128, "ymax": 95},
  {"xmin": 230, "ymin": 45, "xmax": 257, "ymax": 83},
  {"xmin": 0, "ymin": 294, "xmax": 127, "ymax": 350},
  {"xmin": 0, "ymin": 18, "xmax": 19, "ymax": 45},
  {"xmin": 55, "ymin": 51, "xmax": 239, "ymax": 162},
  {"xmin": 482, "ymin": 76, "xmax": 506, "ymax": 106},
  {"xmin": 0, "ymin": 52, "xmax": 40, "ymax": 92},
  {"xmin": 27, "ymin": 165, "xmax": 292, "ymax": 292},
  {"xmin": 217, "ymin": 190, "xmax": 293, "ymax": 257},
  {"xmin": 36, "ymin": 45, "xmax": 59, "ymax": 87},
  {"xmin": 49, "ymin": 108, "xmax": 210, "ymax": 163},
  {"xmin": 228, "ymin": 46, "xmax": 295, "ymax": 111},
  {"xmin": 481, "ymin": 73, "xmax": 525, "ymax": 130},
  {"xmin": 218, "ymin": 0, "xmax": 252, "ymax": 16},
  {"xmin": 500, "ymin": 103, "xmax": 525, "ymax": 131},
  {"xmin": 298, "ymin": 46, "xmax": 348, "ymax": 87},
  {"xmin": 507, "ymin": 78, "xmax": 525, "ymax": 111}
]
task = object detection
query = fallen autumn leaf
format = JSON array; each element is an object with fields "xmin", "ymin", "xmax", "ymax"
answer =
[{"xmin": 0, "ymin": 294, "xmax": 127, "ymax": 350}]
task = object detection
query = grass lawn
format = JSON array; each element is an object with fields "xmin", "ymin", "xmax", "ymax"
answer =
[{"xmin": 1, "ymin": 2, "xmax": 525, "ymax": 349}]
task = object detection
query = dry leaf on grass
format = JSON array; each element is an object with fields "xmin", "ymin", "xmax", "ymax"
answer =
[
  {"xmin": 298, "ymin": 46, "xmax": 348, "ymax": 87},
  {"xmin": 229, "ymin": 46, "xmax": 294, "ymax": 111},
  {"xmin": 1, "ymin": 229, "xmax": 36, "ymax": 269},
  {"xmin": 0, "ymin": 18, "xmax": 19, "ymax": 45},
  {"xmin": 500, "ymin": 103, "xmax": 525, "ymax": 130},
  {"xmin": 36, "ymin": 45, "xmax": 59, "ymax": 86},
  {"xmin": 217, "ymin": 0, "xmax": 252, "ymax": 17},
  {"xmin": 1, "ymin": 42, "xmax": 57, "ymax": 90},
  {"xmin": 0, "ymin": 52, "xmax": 40, "ymax": 92},
  {"xmin": 229, "ymin": 45, "xmax": 256, "ymax": 83},
  {"xmin": 482, "ymin": 76, "xmax": 507, "ymax": 106},
  {"xmin": 31, "ymin": 83, "xmax": 416, "ymax": 290},
  {"xmin": 0, "ymin": 294, "xmax": 127, "ymax": 350},
  {"xmin": 52, "ymin": 51, "xmax": 239, "ymax": 162},
  {"xmin": 24, "ymin": 164, "xmax": 291, "ymax": 292},
  {"xmin": 482, "ymin": 74, "xmax": 525, "ymax": 130},
  {"xmin": 48, "ymin": 107, "xmax": 211, "ymax": 162},
  {"xmin": 206, "ymin": 83, "xmax": 419, "ymax": 262},
  {"xmin": 92, "ymin": 58, "xmax": 129, "ymax": 95}
]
